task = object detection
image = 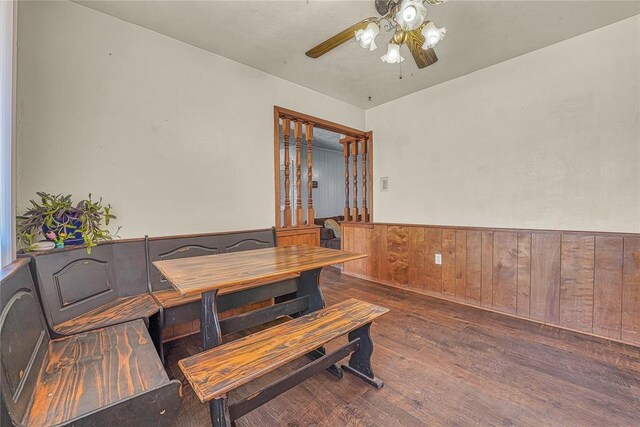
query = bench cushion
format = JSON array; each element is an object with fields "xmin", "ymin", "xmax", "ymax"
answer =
[
  {"xmin": 25, "ymin": 319, "xmax": 172, "ymax": 426},
  {"xmin": 179, "ymin": 298, "xmax": 389, "ymax": 402},
  {"xmin": 54, "ymin": 294, "xmax": 160, "ymax": 335},
  {"xmin": 152, "ymin": 273, "xmax": 300, "ymax": 309}
]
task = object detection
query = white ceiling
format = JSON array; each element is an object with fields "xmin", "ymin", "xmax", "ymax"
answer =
[{"xmin": 76, "ymin": 1, "xmax": 640, "ymax": 109}]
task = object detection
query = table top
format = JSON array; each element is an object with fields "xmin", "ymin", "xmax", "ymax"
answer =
[{"xmin": 153, "ymin": 245, "xmax": 367, "ymax": 295}]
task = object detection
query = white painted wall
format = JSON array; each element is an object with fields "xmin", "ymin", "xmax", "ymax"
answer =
[
  {"xmin": 16, "ymin": 1, "xmax": 364, "ymax": 238},
  {"xmin": 16, "ymin": 1, "xmax": 640, "ymax": 237},
  {"xmin": 367, "ymin": 15, "xmax": 640, "ymax": 233}
]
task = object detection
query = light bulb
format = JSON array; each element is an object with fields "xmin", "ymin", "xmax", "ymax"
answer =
[
  {"xmin": 421, "ymin": 21, "xmax": 447, "ymax": 49},
  {"xmin": 395, "ymin": 0, "xmax": 428, "ymax": 31},
  {"xmin": 380, "ymin": 43, "xmax": 404, "ymax": 64},
  {"xmin": 402, "ymin": 5, "xmax": 417, "ymax": 22},
  {"xmin": 355, "ymin": 23, "xmax": 380, "ymax": 51}
]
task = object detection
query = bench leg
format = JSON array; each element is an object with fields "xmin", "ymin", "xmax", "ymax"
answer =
[
  {"xmin": 210, "ymin": 396, "xmax": 231, "ymax": 427},
  {"xmin": 341, "ymin": 323, "xmax": 384, "ymax": 389},
  {"xmin": 149, "ymin": 310, "xmax": 165, "ymax": 365}
]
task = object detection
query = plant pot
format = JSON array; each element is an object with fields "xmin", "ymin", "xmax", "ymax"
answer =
[{"xmin": 42, "ymin": 218, "xmax": 84, "ymax": 246}]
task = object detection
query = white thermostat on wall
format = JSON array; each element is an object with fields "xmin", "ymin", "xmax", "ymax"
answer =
[{"xmin": 380, "ymin": 177, "xmax": 389, "ymax": 192}]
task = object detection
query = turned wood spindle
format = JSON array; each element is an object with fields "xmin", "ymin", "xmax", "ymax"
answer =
[
  {"xmin": 282, "ymin": 118, "xmax": 292, "ymax": 227},
  {"xmin": 305, "ymin": 123, "xmax": 315, "ymax": 226},
  {"xmin": 361, "ymin": 138, "xmax": 368, "ymax": 222},
  {"xmin": 294, "ymin": 121, "xmax": 304, "ymax": 226},
  {"xmin": 352, "ymin": 139, "xmax": 359, "ymax": 221},
  {"xmin": 342, "ymin": 138, "xmax": 351, "ymax": 221}
]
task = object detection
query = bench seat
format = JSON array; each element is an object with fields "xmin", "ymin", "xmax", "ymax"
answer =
[
  {"xmin": 25, "ymin": 319, "xmax": 180, "ymax": 426},
  {"xmin": 152, "ymin": 273, "xmax": 300, "ymax": 309},
  {"xmin": 179, "ymin": 298, "xmax": 389, "ymax": 403},
  {"xmin": 0, "ymin": 259, "xmax": 182, "ymax": 427},
  {"xmin": 53, "ymin": 293, "xmax": 160, "ymax": 335}
]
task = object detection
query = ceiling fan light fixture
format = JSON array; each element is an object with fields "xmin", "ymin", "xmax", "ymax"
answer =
[
  {"xmin": 395, "ymin": 0, "xmax": 428, "ymax": 31},
  {"xmin": 421, "ymin": 21, "xmax": 447, "ymax": 49},
  {"xmin": 305, "ymin": 0, "xmax": 446, "ymax": 70},
  {"xmin": 355, "ymin": 22, "xmax": 380, "ymax": 51},
  {"xmin": 380, "ymin": 43, "xmax": 404, "ymax": 64}
]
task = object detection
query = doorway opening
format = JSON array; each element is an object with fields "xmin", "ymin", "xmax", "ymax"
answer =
[{"xmin": 273, "ymin": 106, "xmax": 372, "ymax": 247}]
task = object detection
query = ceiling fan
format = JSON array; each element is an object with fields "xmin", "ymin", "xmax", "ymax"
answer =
[{"xmin": 306, "ymin": 0, "xmax": 447, "ymax": 69}]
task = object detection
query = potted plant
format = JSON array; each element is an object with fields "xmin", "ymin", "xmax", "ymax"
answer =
[{"xmin": 17, "ymin": 192, "xmax": 120, "ymax": 253}]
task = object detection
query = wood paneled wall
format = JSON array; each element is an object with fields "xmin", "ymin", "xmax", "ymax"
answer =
[
  {"xmin": 342, "ymin": 223, "xmax": 640, "ymax": 346},
  {"xmin": 275, "ymin": 227, "xmax": 320, "ymax": 247}
]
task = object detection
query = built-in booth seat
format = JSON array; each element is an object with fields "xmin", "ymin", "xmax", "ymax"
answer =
[
  {"xmin": 20, "ymin": 228, "xmax": 299, "ymax": 361},
  {"xmin": 0, "ymin": 259, "xmax": 182, "ymax": 426},
  {"xmin": 22, "ymin": 238, "xmax": 162, "ymax": 339}
]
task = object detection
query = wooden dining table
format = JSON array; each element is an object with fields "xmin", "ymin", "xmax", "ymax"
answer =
[{"xmin": 153, "ymin": 245, "xmax": 366, "ymax": 353}]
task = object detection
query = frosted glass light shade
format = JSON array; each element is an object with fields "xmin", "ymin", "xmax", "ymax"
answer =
[
  {"xmin": 402, "ymin": 5, "xmax": 417, "ymax": 22},
  {"xmin": 380, "ymin": 43, "xmax": 404, "ymax": 64},
  {"xmin": 395, "ymin": 0, "xmax": 427, "ymax": 31},
  {"xmin": 421, "ymin": 21, "xmax": 447, "ymax": 49},
  {"xmin": 355, "ymin": 22, "xmax": 380, "ymax": 51}
]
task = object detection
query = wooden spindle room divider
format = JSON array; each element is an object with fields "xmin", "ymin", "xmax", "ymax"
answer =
[{"xmin": 273, "ymin": 107, "xmax": 373, "ymax": 246}]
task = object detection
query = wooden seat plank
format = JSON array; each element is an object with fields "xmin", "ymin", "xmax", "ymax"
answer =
[
  {"xmin": 153, "ymin": 273, "xmax": 300, "ymax": 309},
  {"xmin": 179, "ymin": 298, "xmax": 388, "ymax": 402},
  {"xmin": 54, "ymin": 293, "xmax": 160, "ymax": 335},
  {"xmin": 25, "ymin": 319, "xmax": 172, "ymax": 426}
]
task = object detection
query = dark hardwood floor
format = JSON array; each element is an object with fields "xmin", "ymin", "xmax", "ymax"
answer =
[{"xmin": 166, "ymin": 268, "xmax": 640, "ymax": 426}]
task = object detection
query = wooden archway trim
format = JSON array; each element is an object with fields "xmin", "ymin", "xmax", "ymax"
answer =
[{"xmin": 274, "ymin": 106, "xmax": 373, "ymax": 232}]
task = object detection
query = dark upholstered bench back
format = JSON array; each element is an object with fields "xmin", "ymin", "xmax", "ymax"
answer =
[
  {"xmin": 146, "ymin": 228, "xmax": 275, "ymax": 292},
  {"xmin": 22, "ymin": 240, "xmax": 148, "ymax": 329},
  {"xmin": 0, "ymin": 259, "xmax": 50, "ymax": 425},
  {"xmin": 20, "ymin": 228, "xmax": 277, "ymax": 330}
]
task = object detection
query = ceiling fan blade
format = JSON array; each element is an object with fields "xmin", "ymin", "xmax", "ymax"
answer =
[
  {"xmin": 306, "ymin": 19, "xmax": 375, "ymax": 58},
  {"xmin": 405, "ymin": 30, "xmax": 438, "ymax": 69}
]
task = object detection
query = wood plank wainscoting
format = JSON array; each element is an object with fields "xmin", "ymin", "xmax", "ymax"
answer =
[
  {"xmin": 275, "ymin": 226, "xmax": 321, "ymax": 246},
  {"xmin": 341, "ymin": 222, "xmax": 640, "ymax": 347}
]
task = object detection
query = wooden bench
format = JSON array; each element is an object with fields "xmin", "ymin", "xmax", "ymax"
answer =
[
  {"xmin": 1, "ymin": 259, "xmax": 181, "ymax": 426},
  {"xmin": 179, "ymin": 298, "xmax": 389, "ymax": 426}
]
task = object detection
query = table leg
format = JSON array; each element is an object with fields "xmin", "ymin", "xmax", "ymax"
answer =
[
  {"xmin": 201, "ymin": 289, "xmax": 231, "ymax": 426},
  {"xmin": 209, "ymin": 397, "xmax": 231, "ymax": 427},
  {"xmin": 297, "ymin": 267, "xmax": 343, "ymax": 379},
  {"xmin": 201, "ymin": 289, "xmax": 223, "ymax": 350},
  {"xmin": 296, "ymin": 268, "xmax": 325, "ymax": 315}
]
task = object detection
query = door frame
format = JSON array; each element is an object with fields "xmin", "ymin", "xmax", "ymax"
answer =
[{"xmin": 273, "ymin": 106, "xmax": 373, "ymax": 229}]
